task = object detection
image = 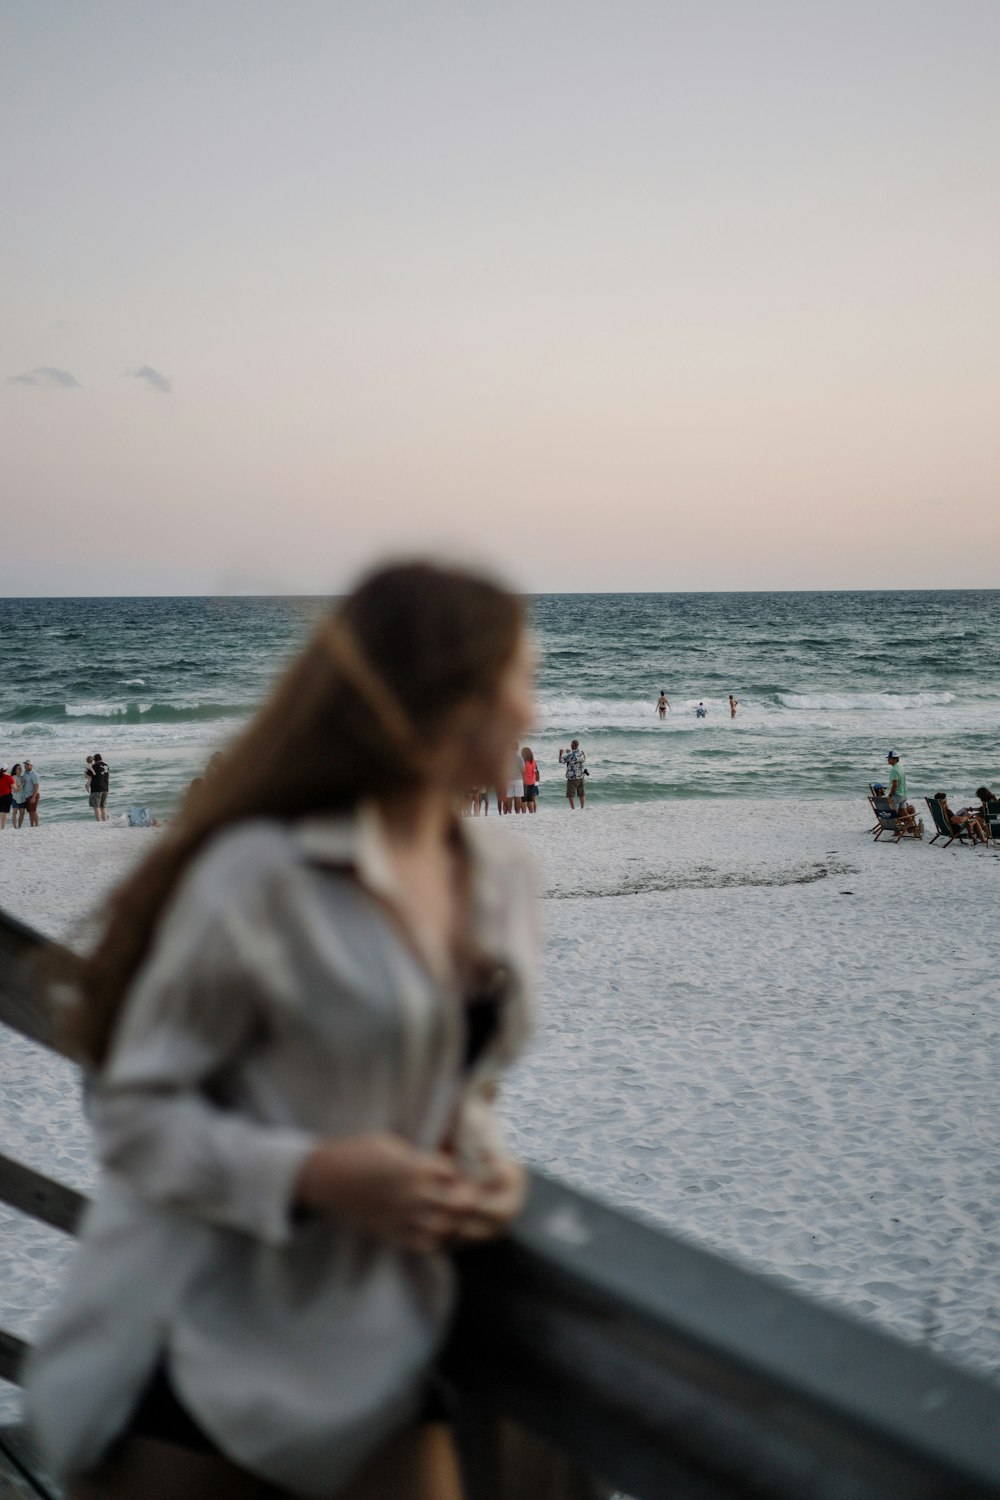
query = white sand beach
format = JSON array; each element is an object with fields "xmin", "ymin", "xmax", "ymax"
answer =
[{"xmin": 2, "ymin": 799, "xmax": 1000, "ymax": 1423}]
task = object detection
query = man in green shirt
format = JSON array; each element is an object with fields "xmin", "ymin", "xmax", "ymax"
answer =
[{"xmin": 886, "ymin": 751, "xmax": 907, "ymax": 811}]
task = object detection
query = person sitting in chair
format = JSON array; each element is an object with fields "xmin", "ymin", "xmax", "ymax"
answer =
[{"xmin": 935, "ymin": 792, "xmax": 987, "ymax": 845}]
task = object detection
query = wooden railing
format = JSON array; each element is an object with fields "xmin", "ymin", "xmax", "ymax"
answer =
[{"xmin": 3, "ymin": 908, "xmax": 1000, "ymax": 1498}]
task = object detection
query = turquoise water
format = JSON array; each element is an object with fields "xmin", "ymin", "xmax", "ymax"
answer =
[{"xmin": 0, "ymin": 591, "xmax": 997, "ymax": 822}]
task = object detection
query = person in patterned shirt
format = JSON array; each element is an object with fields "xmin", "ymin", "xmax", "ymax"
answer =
[{"xmin": 559, "ymin": 739, "xmax": 587, "ymax": 810}]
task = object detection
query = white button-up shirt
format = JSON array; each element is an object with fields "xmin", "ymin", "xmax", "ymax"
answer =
[{"xmin": 26, "ymin": 806, "xmax": 537, "ymax": 1496}]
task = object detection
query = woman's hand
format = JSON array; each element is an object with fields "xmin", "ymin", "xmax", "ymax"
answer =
[
  {"xmin": 451, "ymin": 1157, "xmax": 528, "ymax": 1244},
  {"xmin": 295, "ymin": 1136, "xmax": 527, "ymax": 1253},
  {"xmin": 296, "ymin": 1133, "xmax": 486, "ymax": 1254}
]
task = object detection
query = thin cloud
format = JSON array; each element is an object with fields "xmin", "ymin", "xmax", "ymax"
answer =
[
  {"xmin": 128, "ymin": 365, "xmax": 172, "ymax": 395},
  {"xmin": 8, "ymin": 366, "xmax": 81, "ymax": 389}
]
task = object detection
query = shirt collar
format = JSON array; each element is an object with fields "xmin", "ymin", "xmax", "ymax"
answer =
[
  {"xmin": 292, "ymin": 802, "xmax": 398, "ymax": 900},
  {"xmin": 293, "ymin": 801, "xmax": 490, "ymax": 989},
  {"xmin": 292, "ymin": 800, "xmax": 485, "ymax": 916}
]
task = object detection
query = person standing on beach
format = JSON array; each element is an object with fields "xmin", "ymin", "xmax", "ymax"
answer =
[
  {"xmin": 26, "ymin": 560, "xmax": 536, "ymax": 1500},
  {"xmin": 89, "ymin": 753, "xmax": 110, "ymax": 822},
  {"xmin": 521, "ymin": 746, "xmax": 539, "ymax": 812},
  {"xmin": 0, "ymin": 766, "xmax": 14, "ymax": 830},
  {"xmin": 656, "ymin": 692, "xmax": 670, "ymax": 719},
  {"xmin": 9, "ymin": 764, "xmax": 25, "ymax": 828},
  {"xmin": 503, "ymin": 742, "xmax": 524, "ymax": 814},
  {"xmin": 886, "ymin": 751, "xmax": 907, "ymax": 812},
  {"xmin": 20, "ymin": 760, "xmax": 41, "ymax": 828},
  {"xmin": 559, "ymin": 739, "xmax": 587, "ymax": 809},
  {"xmin": 729, "ymin": 695, "xmax": 738, "ymax": 718}
]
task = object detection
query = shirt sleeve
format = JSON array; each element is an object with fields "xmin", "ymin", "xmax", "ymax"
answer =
[{"xmin": 90, "ymin": 903, "xmax": 319, "ymax": 1247}]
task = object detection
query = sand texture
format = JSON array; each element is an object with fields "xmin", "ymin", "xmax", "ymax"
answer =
[{"xmin": 1, "ymin": 800, "xmax": 999, "ymax": 1426}]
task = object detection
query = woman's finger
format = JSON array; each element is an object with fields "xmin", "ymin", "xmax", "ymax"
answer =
[{"xmin": 416, "ymin": 1178, "xmax": 481, "ymax": 1215}]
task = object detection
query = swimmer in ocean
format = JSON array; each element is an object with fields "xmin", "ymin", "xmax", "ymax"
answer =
[
  {"xmin": 656, "ymin": 691, "xmax": 670, "ymax": 718},
  {"xmin": 695, "ymin": 701, "xmax": 707, "ymax": 718}
]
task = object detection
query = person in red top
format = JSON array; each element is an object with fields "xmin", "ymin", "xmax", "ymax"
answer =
[
  {"xmin": 521, "ymin": 746, "xmax": 539, "ymax": 813},
  {"xmin": 0, "ymin": 766, "xmax": 15, "ymax": 830}
]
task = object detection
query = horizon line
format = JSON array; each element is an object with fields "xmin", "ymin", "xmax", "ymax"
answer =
[{"xmin": 2, "ymin": 585, "xmax": 999, "ymax": 602}]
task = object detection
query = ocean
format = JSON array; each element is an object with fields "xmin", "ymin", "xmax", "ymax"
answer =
[{"xmin": 1, "ymin": 590, "xmax": 997, "ymax": 823}]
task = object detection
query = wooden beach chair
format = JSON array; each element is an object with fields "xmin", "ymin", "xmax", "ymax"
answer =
[
  {"xmin": 925, "ymin": 795, "xmax": 976, "ymax": 848},
  {"xmin": 870, "ymin": 789, "xmax": 921, "ymax": 842}
]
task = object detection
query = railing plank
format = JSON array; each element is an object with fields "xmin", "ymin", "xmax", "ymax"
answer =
[
  {"xmin": 0, "ymin": 1426, "xmax": 61, "ymax": 1499},
  {"xmin": 0, "ymin": 1447, "xmax": 52, "ymax": 1499},
  {"xmin": 0, "ymin": 1157, "xmax": 85, "ymax": 1237},
  {"xmin": 0, "ymin": 1336, "xmax": 27, "ymax": 1391},
  {"xmin": 0, "ymin": 915, "xmax": 62, "ymax": 1056},
  {"xmin": 447, "ymin": 1176, "xmax": 1000, "ymax": 1499}
]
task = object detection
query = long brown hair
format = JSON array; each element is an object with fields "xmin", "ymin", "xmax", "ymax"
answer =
[{"xmin": 63, "ymin": 560, "xmax": 524, "ymax": 1069}]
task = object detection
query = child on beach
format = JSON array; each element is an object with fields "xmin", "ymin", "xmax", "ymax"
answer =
[{"xmin": 27, "ymin": 561, "xmax": 537, "ymax": 1500}]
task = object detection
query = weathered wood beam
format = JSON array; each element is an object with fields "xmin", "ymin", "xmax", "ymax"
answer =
[
  {"xmin": 0, "ymin": 915, "xmax": 63, "ymax": 1056},
  {"xmin": 0, "ymin": 1156, "xmax": 85, "ymax": 1236},
  {"xmin": 446, "ymin": 1174, "xmax": 1000, "ymax": 1499},
  {"xmin": 0, "ymin": 1335, "xmax": 27, "ymax": 1391}
]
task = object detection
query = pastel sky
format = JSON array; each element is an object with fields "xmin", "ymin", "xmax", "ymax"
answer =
[{"xmin": 3, "ymin": 1, "xmax": 998, "ymax": 595}]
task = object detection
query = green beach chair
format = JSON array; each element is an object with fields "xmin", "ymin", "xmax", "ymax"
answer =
[{"xmin": 925, "ymin": 795, "xmax": 976, "ymax": 848}]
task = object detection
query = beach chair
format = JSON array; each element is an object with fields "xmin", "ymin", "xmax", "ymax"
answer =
[
  {"xmin": 981, "ymin": 798, "xmax": 1000, "ymax": 843},
  {"xmin": 870, "ymin": 791, "xmax": 921, "ymax": 842},
  {"xmin": 925, "ymin": 795, "xmax": 975, "ymax": 848},
  {"xmin": 863, "ymin": 786, "xmax": 893, "ymax": 834}
]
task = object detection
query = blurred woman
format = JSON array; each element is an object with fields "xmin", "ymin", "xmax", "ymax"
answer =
[{"xmin": 27, "ymin": 560, "xmax": 538, "ymax": 1500}]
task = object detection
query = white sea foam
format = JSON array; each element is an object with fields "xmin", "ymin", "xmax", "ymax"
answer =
[
  {"xmin": 538, "ymin": 694, "xmax": 659, "ymax": 726},
  {"xmin": 63, "ymin": 701, "xmax": 129, "ymax": 717},
  {"xmin": 778, "ymin": 690, "xmax": 957, "ymax": 711}
]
